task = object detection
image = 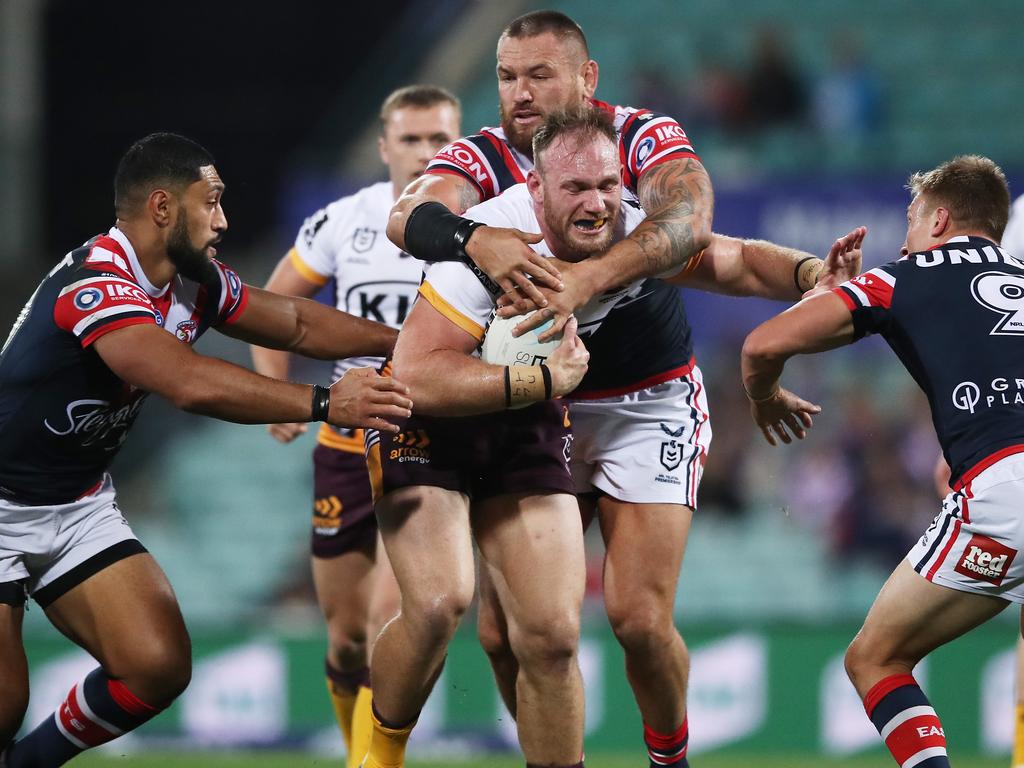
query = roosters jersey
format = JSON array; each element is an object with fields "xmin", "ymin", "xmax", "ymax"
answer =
[
  {"xmin": 833, "ymin": 235, "xmax": 1024, "ymax": 486},
  {"xmin": 420, "ymin": 184, "xmax": 695, "ymax": 397},
  {"xmin": 290, "ymin": 181, "xmax": 422, "ymax": 453},
  {"xmin": 425, "ymin": 98, "xmax": 699, "ymax": 204},
  {"xmin": 0, "ymin": 227, "xmax": 248, "ymax": 505}
]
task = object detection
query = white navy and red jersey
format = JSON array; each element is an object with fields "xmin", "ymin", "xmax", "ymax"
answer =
[
  {"xmin": 832, "ymin": 235, "xmax": 1024, "ymax": 487},
  {"xmin": 290, "ymin": 181, "xmax": 422, "ymax": 454},
  {"xmin": 420, "ymin": 184, "xmax": 695, "ymax": 397},
  {"xmin": 0, "ymin": 227, "xmax": 248, "ymax": 505},
  {"xmin": 425, "ymin": 98, "xmax": 699, "ymax": 204}
]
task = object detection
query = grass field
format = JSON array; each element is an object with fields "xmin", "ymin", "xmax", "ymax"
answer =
[{"xmin": 70, "ymin": 751, "xmax": 1007, "ymax": 767}]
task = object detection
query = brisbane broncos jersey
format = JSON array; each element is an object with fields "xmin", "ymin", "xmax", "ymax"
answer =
[
  {"xmin": 0, "ymin": 227, "xmax": 248, "ymax": 505},
  {"xmin": 421, "ymin": 184, "xmax": 694, "ymax": 397},
  {"xmin": 833, "ymin": 235, "xmax": 1024, "ymax": 486},
  {"xmin": 425, "ymin": 98, "xmax": 698, "ymax": 204}
]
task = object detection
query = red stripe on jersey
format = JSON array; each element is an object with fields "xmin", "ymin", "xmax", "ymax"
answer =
[
  {"xmin": 80, "ymin": 315, "xmax": 155, "ymax": 348},
  {"xmin": 481, "ymin": 132, "xmax": 526, "ymax": 185},
  {"xmin": 107, "ymin": 679, "xmax": 158, "ymax": 716},
  {"xmin": 960, "ymin": 481, "xmax": 973, "ymax": 523},
  {"xmin": 884, "ymin": 713, "xmax": 946, "ymax": 765},
  {"xmin": 833, "ymin": 286, "xmax": 859, "ymax": 311},
  {"xmin": 84, "ymin": 236, "xmax": 135, "ymax": 281},
  {"xmin": 54, "ymin": 280, "xmax": 156, "ymax": 337},
  {"xmin": 927, "ymin": 518, "xmax": 962, "ymax": 581},
  {"xmin": 222, "ymin": 286, "xmax": 249, "ymax": 324},
  {"xmin": 863, "ymin": 674, "xmax": 917, "ymax": 718},
  {"xmin": 425, "ymin": 140, "xmax": 495, "ymax": 199},
  {"xmin": 570, "ymin": 358, "xmax": 696, "ymax": 400},
  {"xmin": 848, "ymin": 270, "xmax": 895, "ymax": 308},
  {"xmin": 59, "ymin": 685, "xmax": 116, "ymax": 747},
  {"xmin": 952, "ymin": 444, "xmax": 1024, "ymax": 491}
]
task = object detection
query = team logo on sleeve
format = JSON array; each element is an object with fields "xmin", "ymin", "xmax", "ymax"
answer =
[
  {"xmin": 635, "ymin": 137, "xmax": 656, "ymax": 169},
  {"xmin": 73, "ymin": 287, "xmax": 104, "ymax": 311},
  {"xmin": 175, "ymin": 319, "xmax": 198, "ymax": 342},
  {"xmin": 226, "ymin": 271, "xmax": 242, "ymax": 299},
  {"xmin": 971, "ymin": 272, "xmax": 1024, "ymax": 335},
  {"xmin": 351, "ymin": 227, "xmax": 378, "ymax": 253}
]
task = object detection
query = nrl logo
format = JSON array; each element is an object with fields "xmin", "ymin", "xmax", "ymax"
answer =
[{"xmin": 352, "ymin": 227, "xmax": 378, "ymax": 253}]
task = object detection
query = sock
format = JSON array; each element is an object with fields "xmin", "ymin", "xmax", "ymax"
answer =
[
  {"xmin": 325, "ymin": 661, "xmax": 368, "ymax": 760},
  {"xmin": 1013, "ymin": 703, "xmax": 1024, "ymax": 768},
  {"xmin": 361, "ymin": 702, "xmax": 416, "ymax": 768},
  {"xmin": 863, "ymin": 674, "xmax": 949, "ymax": 767},
  {"xmin": 348, "ymin": 684, "xmax": 374, "ymax": 768},
  {"xmin": 6, "ymin": 667, "xmax": 159, "ymax": 768},
  {"xmin": 645, "ymin": 718, "xmax": 689, "ymax": 767}
]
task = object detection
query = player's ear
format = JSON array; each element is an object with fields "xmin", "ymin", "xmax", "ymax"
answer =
[
  {"xmin": 378, "ymin": 134, "xmax": 389, "ymax": 167},
  {"xmin": 582, "ymin": 59, "xmax": 598, "ymax": 98},
  {"xmin": 931, "ymin": 206, "xmax": 951, "ymax": 238},
  {"xmin": 148, "ymin": 188, "xmax": 173, "ymax": 228},
  {"xmin": 527, "ymin": 169, "xmax": 543, "ymax": 204}
]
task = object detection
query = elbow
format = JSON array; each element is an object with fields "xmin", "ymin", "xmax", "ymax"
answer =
[
  {"xmin": 741, "ymin": 325, "xmax": 781, "ymax": 368},
  {"xmin": 166, "ymin": 382, "xmax": 212, "ymax": 414}
]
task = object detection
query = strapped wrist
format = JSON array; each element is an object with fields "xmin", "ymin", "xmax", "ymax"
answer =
[
  {"xmin": 794, "ymin": 255, "xmax": 821, "ymax": 292},
  {"xmin": 310, "ymin": 384, "xmax": 331, "ymax": 422},
  {"xmin": 505, "ymin": 365, "xmax": 548, "ymax": 408}
]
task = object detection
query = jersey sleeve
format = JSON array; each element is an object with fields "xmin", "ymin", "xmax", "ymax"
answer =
[
  {"xmin": 53, "ymin": 275, "xmax": 159, "ymax": 348},
  {"xmin": 419, "ymin": 261, "xmax": 498, "ymax": 342},
  {"xmin": 1001, "ymin": 196, "xmax": 1024, "ymax": 258},
  {"xmin": 424, "ymin": 133, "xmax": 526, "ymax": 202},
  {"xmin": 291, "ymin": 205, "xmax": 338, "ymax": 286},
  {"xmin": 210, "ymin": 260, "xmax": 250, "ymax": 325},
  {"xmin": 619, "ymin": 110, "xmax": 700, "ymax": 194},
  {"xmin": 831, "ymin": 263, "xmax": 899, "ymax": 339}
]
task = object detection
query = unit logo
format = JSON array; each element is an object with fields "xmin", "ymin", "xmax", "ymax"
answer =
[{"xmin": 954, "ymin": 535, "xmax": 1016, "ymax": 585}]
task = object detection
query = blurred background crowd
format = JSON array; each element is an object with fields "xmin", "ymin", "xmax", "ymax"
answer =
[{"xmin": 2, "ymin": 0, "xmax": 1022, "ymax": 756}]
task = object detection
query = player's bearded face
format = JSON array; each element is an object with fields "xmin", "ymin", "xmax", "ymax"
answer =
[
  {"xmin": 167, "ymin": 206, "xmax": 220, "ymax": 283},
  {"xmin": 497, "ymin": 33, "xmax": 595, "ymax": 157},
  {"xmin": 538, "ymin": 135, "xmax": 621, "ymax": 260}
]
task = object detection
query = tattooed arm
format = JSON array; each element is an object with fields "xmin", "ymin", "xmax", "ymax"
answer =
[{"xmin": 499, "ymin": 157, "xmax": 715, "ymax": 341}]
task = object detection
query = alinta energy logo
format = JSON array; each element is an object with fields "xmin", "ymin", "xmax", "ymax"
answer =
[{"xmin": 952, "ymin": 377, "xmax": 1024, "ymax": 414}]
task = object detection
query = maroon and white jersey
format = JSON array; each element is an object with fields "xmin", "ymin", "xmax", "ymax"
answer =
[
  {"xmin": 424, "ymin": 98, "xmax": 699, "ymax": 204},
  {"xmin": 0, "ymin": 227, "xmax": 248, "ymax": 505}
]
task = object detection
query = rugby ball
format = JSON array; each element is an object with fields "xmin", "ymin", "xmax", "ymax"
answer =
[{"xmin": 480, "ymin": 312, "xmax": 560, "ymax": 367}]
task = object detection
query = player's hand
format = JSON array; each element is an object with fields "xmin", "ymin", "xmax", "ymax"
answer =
[
  {"xmin": 804, "ymin": 226, "xmax": 867, "ymax": 299},
  {"xmin": 465, "ymin": 226, "xmax": 564, "ymax": 309},
  {"xmin": 545, "ymin": 316, "xmax": 590, "ymax": 397},
  {"xmin": 328, "ymin": 367, "xmax": 413, "ymax": 433},
  {"xmin": 267, "ymin": 422, "xmax": 308, "ymax": 443},
  {"xmin": 497, "ymin": 259, "xmax": 597, "ymax": 342},
  {"xmin": 748, "ymin": 386, "xmax": 822, "ymax": 446}
]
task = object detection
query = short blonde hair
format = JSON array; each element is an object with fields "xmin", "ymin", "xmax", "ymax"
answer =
[
  {"xmin": 907, "ymin": 155, "xmax": 1010, "ymax": 240},
  {"xmin": 379, "ymin": 85, "xmax": 460, "ymax": 132}
]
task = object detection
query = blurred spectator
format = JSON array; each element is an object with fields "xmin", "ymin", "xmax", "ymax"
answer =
[
  {"xmin": 684, "ymin": 54, "xmax": 749, "ymax": 134},
  {"xmin": 745, "ymin": 26, "xmax": 809, "ymax": 127},
  {"xmin": 812, "ymin": 36, "xmax": 882, "ymax": 145}
]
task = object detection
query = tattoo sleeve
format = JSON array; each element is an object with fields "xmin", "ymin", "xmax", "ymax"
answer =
[{"xmin": 633, "ymin": 158, "xmax": 714, "ymax": 278}]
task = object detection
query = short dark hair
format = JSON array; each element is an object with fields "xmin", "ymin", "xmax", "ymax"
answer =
[
  {"xmin": 907, "ymin": 155, "xmax": 1011, "ymax": 240},
  {"xmin": 500, "ymin": 10, "xmax": 589, "ymax": 58},
  {"xmin": 532, "ymin": 107, "xmax": 617, "ymax": 174},
  {"xmin": 379, "ymin": 84, "xmax": 461, "ymax": 132},
  {"xmin": 114, "ymin": 132, "xmax": 215, "ymax": 217}
]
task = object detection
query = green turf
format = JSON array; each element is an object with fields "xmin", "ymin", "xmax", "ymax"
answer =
[{"xmin": 70, "ymin": 750, "xmax": 1008, "ymax": 767}]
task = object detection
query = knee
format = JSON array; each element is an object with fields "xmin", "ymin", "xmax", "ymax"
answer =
[
  {"xmin": 606, "ymin": 598, "xmax": 679, "ymax": 655},
  {"xmin": 111, "ymin": 632, "xmax": 193, "ymax": 705},
  {"xmin": 325, "ymin": 617, "xmax": 368, "ymax": 667},
  {"xmin": 407, "ymin": 588, "xmax": 473, "ymax": 648},
  {"xmin": 510, "ymin": 611, "xmax": 580, "ymax": 673}
]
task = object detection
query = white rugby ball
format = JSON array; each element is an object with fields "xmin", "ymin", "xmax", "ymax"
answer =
[{"xmin": 480, "ymin": 312, "xmax": 560, "ymax": 367}]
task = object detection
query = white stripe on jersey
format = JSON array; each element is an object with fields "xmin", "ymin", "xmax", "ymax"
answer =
[
  {"xmin": 844, "ymin": 282, "xmax": 872, "ymax": 307},
  {"xmin": 58, "ymin": 276, "xmax": 140, "ymax": 298},
  {"xmin": 72, "ymin": 304, "xmax": 156, "ymax": 337},
  {"xmin": 867, "ymin": 267, "xmax": 896, "ymax": 287},
  {"xmin": 85, "ymin": 246, "xmax": 131, "ymax": 274}
]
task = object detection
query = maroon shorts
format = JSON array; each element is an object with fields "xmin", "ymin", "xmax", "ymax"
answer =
[
  {"xmin": 311, "ymin": 444, "xmax": 377, "ymax": 558},
  {"xmin": 366, "ymin": 401, "xmax": 575, "ymax": 504}
]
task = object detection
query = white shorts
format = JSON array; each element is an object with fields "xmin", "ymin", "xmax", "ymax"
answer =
[
  {"xmin": 568, "ymin": 368, "xmax": 712, "ymax": 507},
  {"xmin": 0, "ymin": 475, "xmax": 143, "ymax": 607},
  {"xmin": 909, "ymin": 449, "xmax": 1024, "ymax": 602}
]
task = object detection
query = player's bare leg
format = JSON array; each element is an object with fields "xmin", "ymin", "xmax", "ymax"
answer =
[
  {"xmin": 1013, "ymin": 625, "xmax": 1024, "ymax": 768},
  {"xmin": 0, "ymin": 601, "xmax": 28, "ymax": 748},
  {"xmin": 349, "ymin": 540, "xmax": 401, "ymax": 768},
  {"xmin": 364, "ymin": 486, "xmax": 475, "ymax": 768},
  {"xmin": 312, "ymin": 543, "xmax": 374, "ymax": 766},
  {"xmin": 599, "ymin": 498, "xmax": 692, "ymax": 766},
  {"xmin": 474, "ymin": 492, "xmax": 586, "ymax": 766},
  {"xmin": 5, "ymin": 553, "xmax": 190, "ymax": 767},
  {"xmin": 845, "ymin": 560, "xmax": 1008, "ymax": 767}
]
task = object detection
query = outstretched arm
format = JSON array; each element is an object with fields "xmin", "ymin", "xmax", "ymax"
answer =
[{"xmin": 740, "ymin": 292, "xmax": 855, "ymax": 445}]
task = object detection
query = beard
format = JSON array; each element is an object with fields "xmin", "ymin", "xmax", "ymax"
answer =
[
  {"xmin": 167, "ymin": 212, "xmax": 219, "ymax": 284},
  {"xmin": 499, "ymin": 102, "xmax": 536, "ymax": 156},
  {"xmin": 542, "ymin": 205, "xmax": 617, "ymax": 261}
]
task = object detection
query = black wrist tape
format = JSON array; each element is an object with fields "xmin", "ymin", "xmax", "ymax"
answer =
[
  {"xmin": 404, "ymin": 201, "xmax": 484, "ymax": 263},
  {"xmin": 504, "ymin": 366, "xmax": 512, "ymax": 408},
  {"xmin": 540, "ymin": 364, "xmax": 553, "ymax": 399},
  {"xmin": 311, "ymin": 384, "xmax": 331, "ymax": 422}
]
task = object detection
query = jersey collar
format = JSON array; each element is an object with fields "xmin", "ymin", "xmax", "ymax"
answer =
[{"xmin": 108, "ymin": 226, "xmax": 168, "ymax": 298}]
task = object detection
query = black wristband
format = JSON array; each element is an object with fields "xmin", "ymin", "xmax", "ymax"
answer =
[
  {"xmin": 540, "ymin": 364, "xmax": 553, "ymax": 399},
  {"xmin": 793, "ymin": 255, "xmax": 818, "ymax": 292},
  {"xmin": 404, "ymin": 201, "xmax": 484, "ymax": 263},
  {"xmin": 503, "ymin": 366, "xmax": 512, "ymax": 408},
  {"xmin": 311, "ymin": 384, "xmax": 331, "ymax": 422}
]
